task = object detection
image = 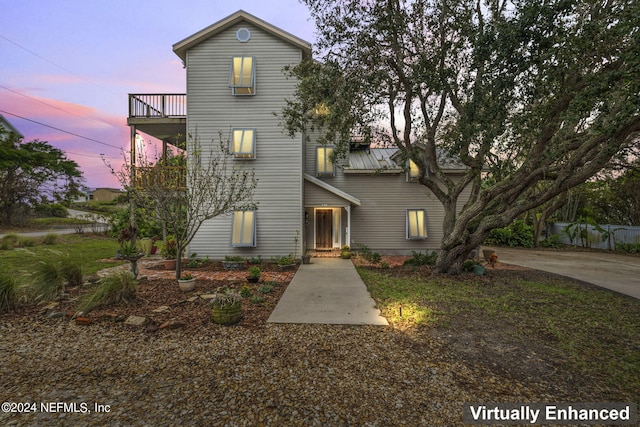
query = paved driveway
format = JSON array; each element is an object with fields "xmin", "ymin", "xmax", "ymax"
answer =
[{"xmin": 489, "ymin": 246, "xmax": 640, "ymax": 299}]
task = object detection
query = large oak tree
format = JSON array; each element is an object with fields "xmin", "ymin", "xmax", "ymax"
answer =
[
  {"xmin": 0, "ymin": 129, "xmax": 83, "ymax": 226},
  {"xmin": 282, "ymin": 0, "xmax": 640, "ymax": 272}
]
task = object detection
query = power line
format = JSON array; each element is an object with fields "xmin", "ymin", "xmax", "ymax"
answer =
[
  {"xmin": 0, "ymin": 109, "xmax": 123, "ymax": 151},
  {"xmin": 0, "ymin": 85, "xmax": 110, "ymax": 127},
  {"xmin": 65, "ymin": 150, "xmax": 121, "ymax": 159},
  {"xmin": 0, "ymin": 34, "xmax": 94, "ymax": 86}
]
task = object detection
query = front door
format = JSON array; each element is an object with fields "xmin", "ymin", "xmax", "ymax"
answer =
[{"xmin": 315, "ymin": 209, "xmax": 333, "ymax": 249}]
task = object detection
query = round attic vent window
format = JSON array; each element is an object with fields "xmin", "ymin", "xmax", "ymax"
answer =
[{"xmin": 236, "ymin": 28, "xmax": 251, "ymax": 43}]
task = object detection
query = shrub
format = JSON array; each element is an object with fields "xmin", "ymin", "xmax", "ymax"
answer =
[
  {"xmin": 79, "ymin": 271, "xmax": 137, "ymax": 312},
  {"xmin": 540, "ymin": 234, "xmax": 563, "ymax": 248},
  {"xmin": 1, "ymin": 234, "xmax": 19, "ymax": 250},
  {"xmin": 0, "ymin": 274, "xmax": 19, "ymax": 312},
  {"xmin": 32, "ymin": 260, "xmax": 65, "ymax": 302},
  {"xmin": 462, "ymin": 260, "xmax": 478, "ymax": 272},
  {"xmin": 355, "ymin": 244, "xmax": 382, "ymax": 264},
  {"xmin": 485, "ymin": 220, "xmax": 534, "ymax": 247},
  {"xmin": 34, "ymin": 203, "xmax": 68, "ymax": 218},
  {"xmin": 276, "ymin": 255, "xmax": 296, "ymax": 265},
  {"xmin": 59, "ymin": 258, "xmax": 83, "ymax": 287},
  {"xmin": 403, "ymin": 251, "xmax": 438, "ymax": 267},
  {"xmin": 42, "ymin": 233, "xmax": 59, "ymax": 245},
  {"xmin": 259, "ymin": 284, "xmax": 274, "ymax": 294},
  {"xmin": 250, "ymin": 295, "xmax": 265, "ymax": 304},
  {"xmin": 248, "ymin": 266, "xmax": 261, "ymax": 279},
  {"xmin": 16, "ymin": 236, "xmax": 36, "ymax": 247},
  {"xmin": 240, "ymin": 285, "xmax": 252, "ymax": 298},
  {"xmin": 616, "ymin": 242, "xmax": 640, "ymax": 254},
  {"xmin": 263, "ymin": 280, "xmax": 279, "ymax": 287}
]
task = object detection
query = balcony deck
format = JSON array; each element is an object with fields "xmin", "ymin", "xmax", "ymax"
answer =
[
  {"xmin": 133, "ymin": 166, "xmax": 186, "ymax": 190},
  {"xmin": 128, "ymin": 94, "xmax": 186, "ymax": 147}
]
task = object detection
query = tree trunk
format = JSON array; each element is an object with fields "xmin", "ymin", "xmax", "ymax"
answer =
[{"xmin": 175, "ymin": 246, "xmax": 185, "ymax": 280}]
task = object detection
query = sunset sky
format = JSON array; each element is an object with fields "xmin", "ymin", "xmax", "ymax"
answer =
[{"xmin": 1, "ymin": 0, "xmax": 314, "ymax": 189}]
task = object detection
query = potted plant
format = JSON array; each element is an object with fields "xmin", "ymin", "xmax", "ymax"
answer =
[
  {"xmin": 277, "ymin": 255, "xmax": 296, "ymax": 271},
  {"xmin": 482, "ymin": 248, "xmax": 496, "ymax": 262},
  {"xmin": 161, "ymin": 236, "xmax": 178, "ymax": 270},
  {"xmin": 117, "ymin": 225, "xmax": 145, "ymax": 278},
  {"xmin": 247, "ymin": 266, "xmax": 261, "ymax": 283},
  {"xmin": 210, "ymin": 289, "xmax": 242, "ymax": 325},
  {"xmin": 178, "ymin": 273, "xmax": 196, "ymax": 292},
  {"xmin": 340, "ymin": 245, "xmax": 352, "ymax": 259},
  {"xmin": 139, "ymin": 237, "xmax": 152, "ymax": 256},
  {"xmin": 301, "ymin": 252, "xmax": 311, "ymax": 264},
  {"xmin": 222, "ymin": 255, "xmax": 244, "ymax": 270},
  {"xmin": 149, "ymin": 237, "xmax": 159, "ymax": 255}
]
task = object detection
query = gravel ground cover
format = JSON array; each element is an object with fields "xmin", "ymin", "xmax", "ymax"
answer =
[
  {"xmin": 1, "ymin": 319, "xmax": 573, "ymax": 426},
  {"xmin": 0, "ymin": 256, "xmax": 635, "ymax": 426}
]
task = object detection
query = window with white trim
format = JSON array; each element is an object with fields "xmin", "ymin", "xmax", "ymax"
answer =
[
  {"xmin": 316, "ymin": 146, "xmax": 335, "ymax": 176},
  {"xmin": 406, "ymin": 209, "xmax": 427, "ymax": 239},
  {"xmin": 231, "ymin": 210, "xmax": 256, "ymax": 247},
  {"xmin": 231, "ymin": 128, "xmax": 256, "ymax": 159},
  {"xmin": 229, "ymin": 56, "xmax": 255, "ymax": 95}
]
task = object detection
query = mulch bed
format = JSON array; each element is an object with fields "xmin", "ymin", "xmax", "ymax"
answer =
[{"xmin": 2, "ymin": 260, "xmax": 297, "ymax": 332}]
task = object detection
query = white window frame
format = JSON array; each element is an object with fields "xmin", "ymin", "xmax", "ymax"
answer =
[
  {"xmin": 230, "ymin": 128, "xmax": 256, "ymax": 159},
  {"xmin": 230, "ymin": 210, "xmax": 256, "ymax": 247},
  {"xmin": 229, "ymin": 56, "xmax": 255, "ymax": 96},
  {"xmin": 406, "ymin": 209, "xmax": 427, "ymax": 239},
  {"xmin": 316, "ymin": 146, "xmax": 335, "ymax": 176}
]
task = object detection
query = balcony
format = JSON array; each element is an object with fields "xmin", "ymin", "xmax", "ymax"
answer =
[
  {"xmin": 133, "ymin": 166, "xmax": 186, "ymax": 190},
  {"xmin": 128, "ymin": 94, "xmax": 186, "ymax": 148}
]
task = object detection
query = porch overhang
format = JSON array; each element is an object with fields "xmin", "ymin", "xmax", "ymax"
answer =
[{"xmin": 303, "ymin": 174, "xmax": 361, "ymax": 206}]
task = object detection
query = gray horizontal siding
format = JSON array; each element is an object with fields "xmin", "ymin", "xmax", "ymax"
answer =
[
  {"xmin": 304, "ymin": 132, "xmax": 472, "ymax": 253},
  {"xmin": 304, "ymin": 180, "xmax": 351, "ymax": 207},
  {"xmin": 186, "ymin": 21, "xmax": 304, "ymax": 259}
]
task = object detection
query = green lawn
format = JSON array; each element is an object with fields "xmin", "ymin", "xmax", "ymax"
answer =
[
  {"xmin": 0, "ymin": 234, "xmax": 123, "ymax": 280},
  {"xmin": 358, "ymin": 266, "xmax": 640, "ymax": 400}
]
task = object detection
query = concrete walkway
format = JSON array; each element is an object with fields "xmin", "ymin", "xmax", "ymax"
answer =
[
  {"xmin": 490, "ymin": 246, "xmax": 640, "ymax": 299},
  {"xmin": 268, "ymin": 258, "xmax": 389, "ymax": 325}
]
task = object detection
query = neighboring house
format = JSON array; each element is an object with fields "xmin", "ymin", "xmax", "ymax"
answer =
[
  {"xmin": 127, "ymin": 10, "xmax": 470, "ymax": 258},
  {"xmin": 0, "ymin": 114, "xmax": 24, "ymax": 139},
  {"xmin": 91, "ymin": 188, "xmax": 123, "ymax": 202}
]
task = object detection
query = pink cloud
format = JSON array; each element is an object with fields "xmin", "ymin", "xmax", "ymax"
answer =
[{"xmin": 0, "ymin": 89, "xmax": 131, "ymax": 188}]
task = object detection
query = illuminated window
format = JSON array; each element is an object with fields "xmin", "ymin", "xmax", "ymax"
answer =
[
  {"xmin": 406, "ymin": 209, "xmax": 427, "ymax": 239},
  {"xmin": 231, "ymin": 210, "xmax": 256, "ymax": 247},
  {"xmin": 313, "ymin": 102, "xmax": 330, "ymax": 117},
  {"xmin": 229, "ymin": 56, "xmax": 255, "ymax": 95},
  {"xmin": 231, "ymin": 129, "xmax": 255, "ymax": 159},
  {"xmin": 317, "ymin": 146, "xmax": 335, "ymax": 176},
  {"xmin": 408, "ymin": 159, "xmax": 428, "ymax": 180}
]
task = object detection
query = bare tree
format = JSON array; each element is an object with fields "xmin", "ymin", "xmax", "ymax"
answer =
[{"xmin": 110, "ymin": 134, "xmax": 257, "ymax": 279}]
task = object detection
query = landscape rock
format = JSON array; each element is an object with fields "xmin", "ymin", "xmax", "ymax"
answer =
[
  {"xmin": 123, "ymin": 315, "xmax": 147, "ymax": 326},
  {"xmin": 75, "ymin": 317, "xmax": 91, "ymax": 326}
]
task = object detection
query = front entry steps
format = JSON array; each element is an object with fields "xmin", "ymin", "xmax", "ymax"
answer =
[{"xmin": 306, "ymin": 249, "xmax": 341, "ymax": 258}]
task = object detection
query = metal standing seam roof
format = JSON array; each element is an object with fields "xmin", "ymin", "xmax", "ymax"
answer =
[
  {"xmin": 345, "ymin": 148, "xmax": 402, "ymax": 173},
  {"xmin": 345, "ymin": 147, "xmax": 468, "ymax": 172}
]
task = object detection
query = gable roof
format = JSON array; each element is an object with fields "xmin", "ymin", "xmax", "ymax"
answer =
[
  {"xmin": 304, "ymin": 174, "xmax": 361, "ymax": 206},
  {"xmin": 173, "ymin": 10, "xmax": 312, "ymax": 61}
]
